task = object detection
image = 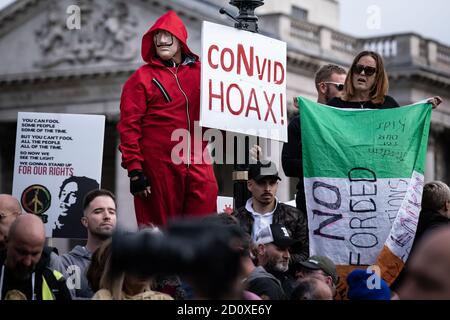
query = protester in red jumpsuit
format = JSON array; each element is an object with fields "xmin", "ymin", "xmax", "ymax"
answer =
[{"xmin": 118, "ymin": 11, "xmax": 218, "ymax": 227}]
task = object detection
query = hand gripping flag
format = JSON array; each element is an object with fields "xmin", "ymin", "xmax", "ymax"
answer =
[{"xmin": 298, "ymin": 97, "xmax": 432, "ymax": 299}]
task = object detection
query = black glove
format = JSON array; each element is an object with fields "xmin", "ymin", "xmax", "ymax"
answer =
[{"xmin": 129, "ymin": 170, "xmax": 150, "ymax": 195}]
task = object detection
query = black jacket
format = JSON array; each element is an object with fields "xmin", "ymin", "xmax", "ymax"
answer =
[
  {"xmin": 0, "ymin": 247, "xmax": 71, "ymax": 300},
  {"xmin": 391, "ymin": 209, "xmax": 449, "ymax": 291},
  {"xmin": 413, "ymin": 209, "xmax": 450, "ymax": 250},
  {"xmin": 281, "ymin": 115, "xmax": 306, "ymax": 213},
  {"xmin": 327, "ymin": 95, "xmax": 400, "ymax": 109}
]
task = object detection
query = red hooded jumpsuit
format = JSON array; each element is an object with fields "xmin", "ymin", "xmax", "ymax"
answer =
[{"xmin": 117, "ymin": 11, "xmax": 218, "ymax": 227}]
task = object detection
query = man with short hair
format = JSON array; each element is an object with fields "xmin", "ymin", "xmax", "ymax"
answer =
[
  {"xmin": 397, "ymin": 226, "xmax": 450, "ymax": 299},
  {"xmin": 282, "ymin": 64, "xmax": 347, "ymax": 213},
  {"xmin": 414, "ymin": 181, "xmax": 450, "ymax": 242},
  {"xmin": 0, "ymin": 194, "xmax": 22, "ymax": 250},
  {"xmin": 295, "ymin": 255, "xmax": 339, "ymax": 296},
  {"xmin": 391, "ymin": 181, "xmax": 450, "ymax": 292},
  {"xmin": 0, "ymin": 194, "xmax": 62, "ymax": 273},
  {"xmin": 233, "ymin": 162, "xmax": 309, "ymax": 266},
  {"xmin": 60, "ymin": 189, "xmax": 117, "ymax": 298},
  {"xmin": 0, "ymin": 214, "xmax": 71, "ymax": 300},
  {"xmin": 291, "ymin": 277, "xmax": 334, "ymax": 300},
  {"xmin": 314, "ymin": 64, "xmax": 347, "ymax": 105}
]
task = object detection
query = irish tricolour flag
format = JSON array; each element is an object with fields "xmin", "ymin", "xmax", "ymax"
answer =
[{"xmin": 298, "ymin": 97, "xmax": 432, "ymax": 297}]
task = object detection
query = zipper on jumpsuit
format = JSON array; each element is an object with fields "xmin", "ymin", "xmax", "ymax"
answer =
[{"xmin": 168, "ymin": 65, "xmax": 191, "ymax": 168}]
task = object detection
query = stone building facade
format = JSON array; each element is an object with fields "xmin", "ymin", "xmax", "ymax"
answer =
[{"xmin": 0, "ymin": 0, "xmax": 449, "ymax": 235}]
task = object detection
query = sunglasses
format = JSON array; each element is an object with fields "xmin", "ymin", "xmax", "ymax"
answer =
[
  {"xmin": 353, "ymin": 64, "xmax": 377, "ymax": 76},
  {"xmin": 323, "ymin": 82, "xmax": 344, "ymax": 91}
]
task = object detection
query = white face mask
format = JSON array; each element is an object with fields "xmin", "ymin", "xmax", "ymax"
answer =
[
  {"xmin": 153, "ymin": 30, "xmax": 182, "ymax": 63},
  {"xmin": 154, "ymin": 30, "xmax": 174, "ymax": 47}
]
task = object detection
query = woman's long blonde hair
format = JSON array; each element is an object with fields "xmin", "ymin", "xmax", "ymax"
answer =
[
  {"xmin": 98, "ymin": 243, "xmax": 126, "ymax": 300},
  {"xmin": 97, "ymin": 239, "xmax": 153, "ymax": 300}
]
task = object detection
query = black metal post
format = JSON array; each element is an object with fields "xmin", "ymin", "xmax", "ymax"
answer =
[
  {"xmin": 220, "ymin": 0, "xmax": 264, "ymax": 209},
  {"xmin": 229, "ymin": 0, "xmax": 264, "ymax": 33}
]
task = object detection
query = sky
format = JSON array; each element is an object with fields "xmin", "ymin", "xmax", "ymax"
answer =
[
  {"xmin": 0, "ymin": 0, "xmax": 449, "ymax": 46},
  {"xmin": 339, "ymin": 0, "xmax": 450, "ymax": 46},
  {"xmin": 0, "ymin": 0, "xmax": 12, "ymax": 10}
]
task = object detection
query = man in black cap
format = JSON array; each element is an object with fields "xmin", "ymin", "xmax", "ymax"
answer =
[
  {"xmin": 233, "ymin": 162, "xmax": 309, "ymax": 266},
  {"xmin": 254, "ymin": 224, "xmax": 299, "ymax": 272},
  {"xmin": 295, "ymin": 255, "xmax": 339, "ymax": 297},
  {"xmin": 245, "ymin": 223, "xmax": 299, "ymax": 299}
]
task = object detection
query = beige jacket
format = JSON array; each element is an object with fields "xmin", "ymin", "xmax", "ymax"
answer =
[{"xmin": 92, "ymin": 288, "xmax": 173, "ymax": 300}]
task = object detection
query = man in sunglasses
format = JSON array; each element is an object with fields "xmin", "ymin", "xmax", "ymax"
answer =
[
  {"xmin": 315, "ymin": 65, "xmax": 347, "ymax": 105},
  {"xmin": 282, "ymin": 64, "xmax": 347, "ymax": 214}
]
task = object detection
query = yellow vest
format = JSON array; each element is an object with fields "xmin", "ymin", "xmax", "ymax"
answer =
[{"xmin": 41, "ymin": 270, "xmax": 64, "ymax": 300}]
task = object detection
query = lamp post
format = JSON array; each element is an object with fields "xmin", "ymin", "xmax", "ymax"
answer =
[
  {"xmin": 229, "ymin": 0, "xmax": 264, "ymax": 33},
  {"xmin": 220, "ymin": 0, "xmax": 264, "ymax": 209}
]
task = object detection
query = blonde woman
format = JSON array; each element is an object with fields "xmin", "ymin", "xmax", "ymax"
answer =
[{"xmin": 91, "ymin": 240, "xmax": 172, "ymax": 300}]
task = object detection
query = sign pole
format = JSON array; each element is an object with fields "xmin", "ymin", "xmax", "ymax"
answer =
[{"xmin": 220, "ymin": 0, "xmax": 265, "ymax": 209}]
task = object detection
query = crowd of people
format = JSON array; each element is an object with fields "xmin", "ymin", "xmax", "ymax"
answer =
[
  {"xmin": 1, "ymin": 177, "xmax": 449, "ymax": 300},
  {"xmin": 1, "ymin": 10, "xmax": 448, "ymax": 300}
]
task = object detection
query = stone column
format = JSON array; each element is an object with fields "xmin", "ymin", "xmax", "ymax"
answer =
[
  {"xmin": 319, "ymin": 27, "xmax": 332, "ymax": 53},
  {"xmin": 264, "ymin": 138, "xmax": 291, "ymax": 203},
  {"xmin": 279, "ymin": 14, "xmax": 292, "ymax": 40},
  {"xmin": 115, "ymin": 135, "xmax": 137, "ymax": 232},
  {"xmin": 427, "ymin": 41, "xmax": 438, "ymax": 65},
  {"xmin": 392, "ymin": 34, "xmax": 419, "ymax": 66},
  {"xmin": 424, "ymin": 131, "xmax": 435, "ymax": 182}
]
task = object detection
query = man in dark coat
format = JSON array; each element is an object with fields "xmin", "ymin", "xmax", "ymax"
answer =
[{"xmin": 233, "ymin": 162, "xmax": 309, "ymax": 265}]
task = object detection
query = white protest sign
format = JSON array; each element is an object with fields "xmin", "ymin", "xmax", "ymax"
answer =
[
  {"xmin": 217, "ymin": 196, "xmax": 234, "ymax": 214},
  {"xmin": 12, "ymin": 112, "xmax": 105, "ymax": 239},
  {"xmin": 200, "ymin": 21, "xmax": 287, "ymax": 142}
]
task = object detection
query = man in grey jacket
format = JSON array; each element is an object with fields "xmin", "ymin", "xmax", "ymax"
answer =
[{"xmin": 60, "ymin": 189, "xmax": 117, "ymax": 298}]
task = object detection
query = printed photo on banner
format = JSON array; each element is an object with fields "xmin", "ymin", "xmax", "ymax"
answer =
[{"xmin": 12, "ymin": 112, "xmax": 105, "ymax": 239}]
